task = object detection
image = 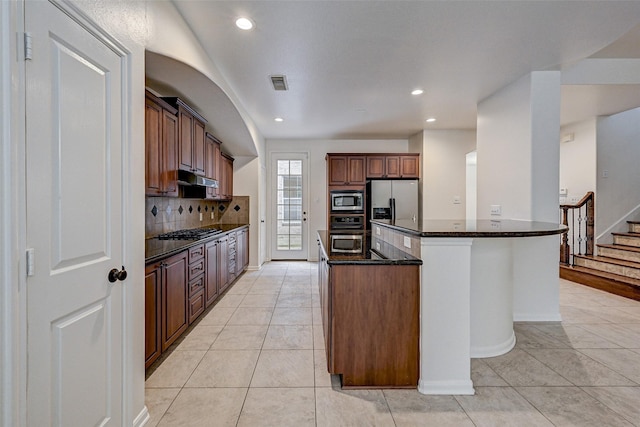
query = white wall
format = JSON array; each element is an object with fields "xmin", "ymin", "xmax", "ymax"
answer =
[
  {"xmin": 267, "ymin": 139, "xmax": 409, "ymax": 261},
  {"xmin": 596, "ymin": 107, "xmax": 640, "ymax": 241},
  {"xmin": 417, "ymin": 130, "xmax": 476, "ymax": 219},
  {"xmin": 559, "ymin": 119, "xmax": 596, "ymax": 204},
  {"xmin": 477, "ymin": 72, "xmax": 561, "ymax": 222},
  {"xmin": 232, "ymin": 156, "xmax": 262, "ymax": 269}
]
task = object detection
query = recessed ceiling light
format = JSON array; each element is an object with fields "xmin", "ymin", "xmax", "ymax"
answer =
[
  {"xmin": 426, "ymin": 117, "xmax": 436, "ymax": 123},
  {"xmin": 411, "ymin": 89, "xmax": 424, "ymax": 96},
  {"xmin": 235, "ymin": 17, "xmax": 254, "ymax": 30},
  {"xmin": 274, "ymin": 117, "xmax": 284, "ymax": 122}
]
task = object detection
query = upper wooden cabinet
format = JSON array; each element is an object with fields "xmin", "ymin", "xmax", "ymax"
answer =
[
  {"xmin": 145, "ymin": 91, "xmax": 179, "ymax": 197},
  {"xmin": 204, "ymin": 133, "xmax": 221, "ymax": 200},
  {"xmin": 162, "ymin": 97, "xmax": 207, "ymax": 176},
  {"xmin": 327, "ymin": 155, "xmax": 366, "ymax": 186},
  {"xmin": 220, "ymin": 153, "xmax": 234, "ymax": 200},
  {"xmin": 400, "ymin": 155, "xmax": 419, "ymax": 178},
  {"xmin": 366, "ymin": 154, "xmax": 420, "ymax": 179}
]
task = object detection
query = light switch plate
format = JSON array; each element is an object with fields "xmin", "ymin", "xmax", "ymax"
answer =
[
  {"xmin": 403, "ymin": 236, "xmax": 411, "ymax": 249},
  {"xmin": 376, "ymin": 226, "xmax": 381, "ymax": 235}
]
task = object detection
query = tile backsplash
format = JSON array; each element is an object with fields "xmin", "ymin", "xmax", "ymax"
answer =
[{"xmin": 145, "ymin": 196, "xmax": 250, "ymax": 238}]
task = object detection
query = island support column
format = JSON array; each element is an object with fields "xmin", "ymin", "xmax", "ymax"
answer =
[{"xmin": 418, "ymin": 237, "xmax": 475, "ymax": 395}]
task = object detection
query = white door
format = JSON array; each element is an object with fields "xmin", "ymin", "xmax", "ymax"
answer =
[
  {"xmin": 271, "ymin": 154, "xmax": 309, "ymax": 260},
  {"xmin": 25, "ymin": 2, "xmax": 128, "ymax": 425}
]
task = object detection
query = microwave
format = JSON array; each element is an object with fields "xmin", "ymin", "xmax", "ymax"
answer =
[
  {"xmin": 330, "ymin": 233, "xmax": 364, "ymax": 254},
  {"xmin": 330, "ymin": 190, "xmax": 364, "ymax": 212}
]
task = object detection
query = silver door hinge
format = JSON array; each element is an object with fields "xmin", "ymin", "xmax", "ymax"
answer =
[
  {"xmin": 24, "ymin": 32, "xmax": 32, "ymax": 60},
  {"xmin": 26, "ymin": 248, "xmax": 35, "ymax": 276}
]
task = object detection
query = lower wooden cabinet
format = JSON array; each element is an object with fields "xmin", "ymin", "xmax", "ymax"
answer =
[
  {"xmin": 144, "ymin": 263, "xmax": 162, "ymax": 369},
  {"xmin": 228, "ymin": 232, "xmax": 237, "ymax": 284},
  {"xmin": 205, "ymin": 240, "xmax": 220, "ymax": 307},
  {"xmin": 218, "ymin": 234, "xmax": 229, "ymax": 293},
  {"xmin": 145, "ymin": 227, "xmax": 249, "ymax": 370},
  {"xmin": 318, "ymin": 245, "xmax": 419, "ymax": 388},
  {"xmin": 160, "ymin": 251, "xmax": 189, "ymax": 352}
]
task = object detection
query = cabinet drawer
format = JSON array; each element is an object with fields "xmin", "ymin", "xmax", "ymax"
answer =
[
  {"xmin": 188, "ymin": 289, "xmax": 205, "ymax": 324},
  {"xmin": 188, "ymin": 244, "xmax": 205, "ymax": 262},
  {"xmin": 188, "ymin": 274, "xmax": 204, "ymax": 297},
  {"xmin": 188, "ymin": 259, "xmax": 205, "ymax": 281}
]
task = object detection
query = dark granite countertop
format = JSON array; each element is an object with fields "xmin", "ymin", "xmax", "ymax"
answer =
[
  {"xmin": 317, "ymin": 231, "xmax": 422, "ymax": 265},
  {"xmin": 371, "ymin": 219, "xmax": 567, "ymax": 238},
  {"xmin": 145, "ymin": 224, "xmax": 248, "ymax": 264}
]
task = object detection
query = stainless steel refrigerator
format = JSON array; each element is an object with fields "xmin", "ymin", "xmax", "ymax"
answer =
[{"xmin": 368, "ymin": 180, "xmax": 419, "ymax": 222}]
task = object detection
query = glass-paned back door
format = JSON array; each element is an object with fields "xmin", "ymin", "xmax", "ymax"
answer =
[{"xmin": 271, "ymin": 154, "xmax": 308, "ymax": 259}]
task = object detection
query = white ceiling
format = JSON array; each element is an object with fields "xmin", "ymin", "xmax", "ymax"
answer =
[{"xmin": 157, "ymin": 1, "xmax": 640, "ymax": 152}]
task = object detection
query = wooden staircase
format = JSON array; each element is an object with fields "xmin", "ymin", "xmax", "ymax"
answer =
[{"xmin": 560, "ymin": 221, "xmax": 640, "ymax": 301}]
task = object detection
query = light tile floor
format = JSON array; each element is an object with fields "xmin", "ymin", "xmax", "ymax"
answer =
[{"xmin": 145, "ymin": 261, "xmax": 640, "ymax": 426}]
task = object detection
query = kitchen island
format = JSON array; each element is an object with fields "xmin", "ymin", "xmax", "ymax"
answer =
[
  {"xmin": 371, "ymin": 219, "xmax": 566, "ymax": 395},
  {"xmin": 316, "ymin": 231, "xmax": 422, "ymax": 388}
]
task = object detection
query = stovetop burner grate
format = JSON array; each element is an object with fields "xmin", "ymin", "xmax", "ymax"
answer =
[{"xmin": 156, "ymin": 227, "xmax": 221, "ymax": 240}]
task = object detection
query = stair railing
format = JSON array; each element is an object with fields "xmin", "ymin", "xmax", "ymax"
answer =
[{"xmin": 560, "ymin": 191, "xmax": 594, "ymax": 266}]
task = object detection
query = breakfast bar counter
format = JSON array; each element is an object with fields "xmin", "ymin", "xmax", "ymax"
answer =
[{"xmin": 371, "ymin": 219, "xmax": 566, "ymax": 395}]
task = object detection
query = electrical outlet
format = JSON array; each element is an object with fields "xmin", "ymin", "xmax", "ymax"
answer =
[
  {"xmin": 199, "ymin": 213, "xmax": 203, "ymax": 221},
  {"xmin": 453, "ymin": 196, "xmax": 461, "ymax": 204},
  {"xmin": 403, "ymin": 236, "xmax": 411, "ymax": 249},
  {"xmin": 490, "ymin": 205, "xmax": 502, "ymax": 216},
  {"xmin": 602, "ymin": 170, "xmax": 609, "ymax": 178},
  {"xmin": 376, "ymin": 242, "xmax": 381, "ymax": 251},
  {"xmin": 211, "ymin": 212, "xmax": 214, "ymax": 220},
  {"xmin": 376, "ymin": 226, "xmax": 381, "ymax": 236},
  {"xmin": 490, "ymin": 221, "xmax": 501, "ymax": 230}
]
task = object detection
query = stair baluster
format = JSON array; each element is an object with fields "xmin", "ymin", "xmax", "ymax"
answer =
[{"xmin": 559, "ymin": 192, "xmax": 594, "ymax": 266}]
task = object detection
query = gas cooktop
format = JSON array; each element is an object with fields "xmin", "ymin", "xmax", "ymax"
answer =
[{"xmin": 156, "ymin": 227, "xmax": 221, "ymax": 240}]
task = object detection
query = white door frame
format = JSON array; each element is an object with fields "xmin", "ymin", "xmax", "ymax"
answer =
[
  {"xmin": 268, "ymin": 152, "xmax": 310, "ymax": 261},
  {"xmin": 1, "ymin": 1, "xmax": 27, "ymax": 425}
]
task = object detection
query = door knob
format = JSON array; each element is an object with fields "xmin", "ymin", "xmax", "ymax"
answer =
[{"xmin": 108, "ymin": 266, "xmax": 127, "ymax": 283}]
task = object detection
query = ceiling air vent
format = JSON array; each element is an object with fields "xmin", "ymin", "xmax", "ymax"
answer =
[{"xmin": 270, "ymin": 74, "xmax": 288, "ymax": 91}]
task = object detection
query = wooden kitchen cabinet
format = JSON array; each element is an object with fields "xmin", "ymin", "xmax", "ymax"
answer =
[
  {"xmin": 205, "ymin": 239, "xmax": 219, "ymax": 307},
  {"xmin": 327, "ymin": 155, "xmax": 366, "ymax": 186},
  {"xmin": 145, "ymin": 227, "xmax": 249, "ymax": 371},
  {"xmin": 317, "ymin": 237, "xmax": 419, "ymax": 388},
  {"xmin": 228, "ymin": 231, "xmax": 237, "ymax": 284},
  {"xmin": 318, "ymin": 247, "xmax": 332, "ymax": 365},
  {"xmin": 366, "ymin": 154, "xmax": 419, "ymax": 179},
  {"xmin": 145, "ymin": 91, "xmax": 179, "ymax": 197},
  {"xmin": 399, "ymin": 154, "xmax": 420, "ymax": 178},
  {"xmin": 217, "ymin": 234, "xmax": 230, "ymax": 293},
  {"xmin": 160, "ymin": 250, "xmax": 189, "ymax": 352},
  {"xmin": 144, "ymin": 263, "xmax": 162, "ymax": 369},
  {"xmin": 204, "ymin": 133, "xmax": 222, "ymax": 199},
  {"xmin": 163, "ymin": 97, "xmax": 207, "ymax": 176},
  {"xmin": 187, "ymin": 244, "xmax": 206, "ymax": 324},
  {"xmin": 220, "ymin": 153, "xmax": 234, "ymax": 200}
]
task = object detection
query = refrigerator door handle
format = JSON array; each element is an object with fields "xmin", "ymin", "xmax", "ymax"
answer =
[{"xmin": 390, "ymin": 198, "xmax": 396, "ymax": 221}]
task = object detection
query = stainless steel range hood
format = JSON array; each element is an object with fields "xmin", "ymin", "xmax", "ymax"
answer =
[{"xmin": 177, "ymin": 170, "xmax": 219, "ymax": 188}]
